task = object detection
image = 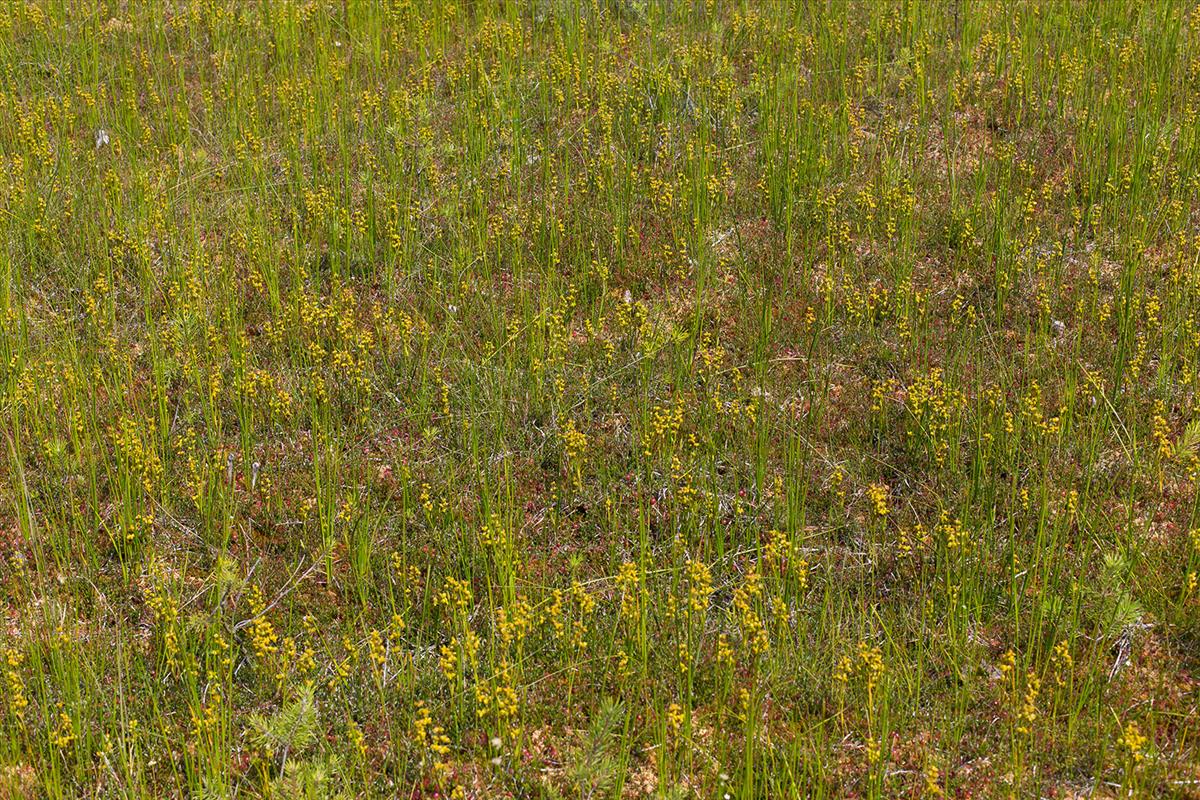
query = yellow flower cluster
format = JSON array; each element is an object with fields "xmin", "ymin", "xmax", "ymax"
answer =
[
  {"xmin": 413, "ymin": 701, "xmax": 453, "ymax": 785},
  {"xmin": 3, "ymin": 648, "xmax": 27, "ymax": 723},
  {"xmin": 245, "ymin": 585, "xmax": 279, "ymax": 664}
]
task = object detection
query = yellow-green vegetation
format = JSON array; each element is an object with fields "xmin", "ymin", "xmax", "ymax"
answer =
[{"xmin": 3, "ymin": 1, "xmax": 1200, "ymax": 797}]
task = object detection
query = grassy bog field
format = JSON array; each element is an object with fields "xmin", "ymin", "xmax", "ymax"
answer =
[{"xmin": 2, "ymin": 1, "xmax": 1200, "ymax": 797}]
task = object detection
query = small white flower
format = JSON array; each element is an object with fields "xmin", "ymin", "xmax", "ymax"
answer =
[{"xmin": 95, "ymin": 128, "xmax": 109, "ymax": 149}]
